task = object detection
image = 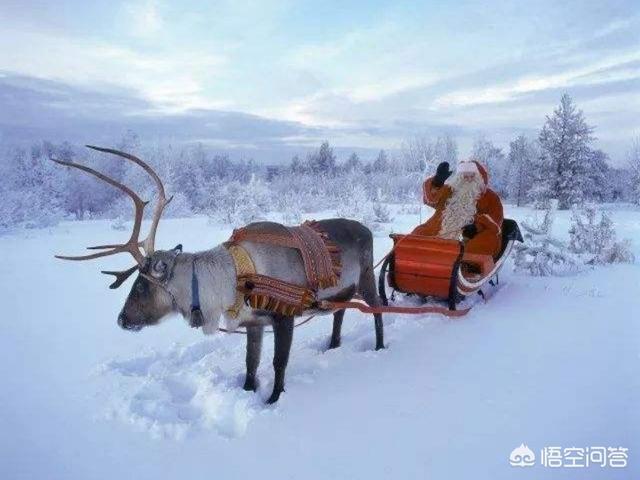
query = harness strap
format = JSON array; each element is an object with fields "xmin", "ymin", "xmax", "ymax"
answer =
[
  {"xmin": 225, "ymin": 243, "xmax": 257, "ymax": 318},
  {"xmin": 190, "ymin": 258, "xmax": 205, "ymax": 327},
  {"xmin": 318, "ymin": 300, "xmax": 471, "ymax": 318},
  {"xmin": 230, "ymin": 221, "xmax": 340, "ymax": 290}
]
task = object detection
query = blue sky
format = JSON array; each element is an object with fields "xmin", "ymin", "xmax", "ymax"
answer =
[{"xmin": 0, "ymin": 0, "xmax": 638, "ymax": 163}]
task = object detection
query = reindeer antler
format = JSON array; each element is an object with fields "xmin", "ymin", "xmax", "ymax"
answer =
[
  {"xmin": 53, "ymin": 146, "xmax": 172, "ymax": 287},
  {"xmin": 85, "ymin": 145, "xmax": 173, "ymax": 256},
  {"xmin": 101, "ymin": 265, "xmax": 141, "ymax": 289}
]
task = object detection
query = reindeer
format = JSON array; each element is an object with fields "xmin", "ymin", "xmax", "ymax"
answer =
[{"xmin": 54, "ymin": 146, "xmax": 384, "ymax": 403}]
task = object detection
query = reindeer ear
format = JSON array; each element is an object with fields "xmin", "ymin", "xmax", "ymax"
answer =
[{"xmin": 173, "ymin": 244, "xmax": 183, "ymax": 253}]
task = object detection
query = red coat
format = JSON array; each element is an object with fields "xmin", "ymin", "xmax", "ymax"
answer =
[{"xmin": 412, "ymin": 162, "xmax": 504, "ymax": 256}]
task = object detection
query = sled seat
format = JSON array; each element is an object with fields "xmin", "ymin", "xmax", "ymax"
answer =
[{"xmin": 461, "ymin": 252, "xmax": 494, "ymax": 279}]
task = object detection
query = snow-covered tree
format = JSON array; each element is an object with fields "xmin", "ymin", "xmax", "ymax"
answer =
[
  {"xmin": 609, "ymin": 167, "xmax": 633, "ymax": 202},
  {"xmin": 627, "ymin": 136, "xmax": 640, "ymax": 204},
  {"xmin": 373, "ymin": 202, "xmax": 392, "ymax": 223},
  {"xmin": 211, "ymin": 174, "xmax": 271, "ymax": 227},
  {"xmin": 434, "ymin": 135, "xmax": 458, "ymax": 167},
  {"xmin": 513, "ymin": 201, "xmax": 581, "ymax": 276},
  {"xmin": 401, "ymin": 134, "xmax": 457, "ymax": 175},
  {"xmin": 569, "ymin": 205, "xmax": 634, "ymax": 264},
  {"xmin": 568, "ymin": 206, "xmax": 614, "ymax": 256},
  {"xmin": 505, "ymin": 135, "xmax": 537, "ymax": 206},
  {"xmin": 514, "ymin": 201, "xmax": 633, "ymax": 276},
  {"xmin": 170, "ymin": 147, "xmax": 205, "ymax": 212},
  {"xmin": 373, "ymin": 149, "xmax": 389, "ymax": 172},
  {"xmin": 585, "ymin": 149, "xmax": 610, "ymax": 202},
  {"xmin": 307, "ymin": 141, "xmax": 337, "ymax": 176},
  {"xmin": 290, "ymin": 155, "xmax": 305, "ymax": 174},
  {"xmin": 401, "ymin": 135, "xmax": 434, "ymax": 173},
  {"xmin": 0, "ymin": 144, "xmax": 69, "ymax": 228},
  {"xmin": 535, "ymin": 94, "xmax": 596, "ymax": 209},
  {"xmin": 336, "ymin": 182, "xmax": 376, "ymax": 229},
  {"xmin": 344, "ymin": 152, "xmax": 361, "ymax": 173},
  {"xmin": 471, "ymin": 137, "xmax": 507, "ymax": 195}
]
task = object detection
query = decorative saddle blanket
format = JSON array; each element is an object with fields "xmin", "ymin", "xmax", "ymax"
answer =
[{"xmin": 226, "ymin": 221, "xmax": 341, "ymax": 317}]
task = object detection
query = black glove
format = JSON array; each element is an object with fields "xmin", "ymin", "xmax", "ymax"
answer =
[
  {"xmin": 432, "ymin": 162, "xmax": 452, "ymax": 187},
  {"xmin": 462, "ymin": 224, "xmax": 478, "ymax": 239}
]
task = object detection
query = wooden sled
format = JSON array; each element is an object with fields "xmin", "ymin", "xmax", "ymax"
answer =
[{"xmin": 378, "ymin": 219, "xmax": 523, "ymax": 310}]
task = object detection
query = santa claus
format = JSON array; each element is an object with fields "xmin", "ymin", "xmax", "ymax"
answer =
[{"xmin": 412, "ymin": 160, "xmax": 504, "ymax": 257}]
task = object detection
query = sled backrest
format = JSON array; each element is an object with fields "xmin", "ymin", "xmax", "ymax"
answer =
[
  {"xmin": 495, "ymin": 218, "xmax": 524, "ymax": 260},
  {"xmin": 389, "ymin": 234, "xmax": 463, "ymax": 298},
  {"xmin": 389, "ymin": 233, "xmax": 497, "ymax": 299}
]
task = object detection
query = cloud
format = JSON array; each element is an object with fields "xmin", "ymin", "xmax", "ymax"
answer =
[
  {"xmin": 0, "ymin": 1, "xmax": 637, "ymax": 164},
  {"xmin": 0, "ymin": 22, "xmax": 227, "ymax": 112},
  {"xmin": 124, "ymin": 0, "xmax": 164, "ymax": 38},
  {"xmin": 433, "ymin": 50, "xmax": 640, "ymax": 109},
  {"xmin": 0, "ymin": 73, "xmax": 326, "ymax": 155}
]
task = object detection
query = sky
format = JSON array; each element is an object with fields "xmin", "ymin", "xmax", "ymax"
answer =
[{"xmin": 0, "ymin": 0, "xmax": 638, "ymax": 164}]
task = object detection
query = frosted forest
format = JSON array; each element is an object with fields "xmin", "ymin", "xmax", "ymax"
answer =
[
  {"xmin": 3, "ymin": 94, "xmax": 637, "ymax": 276},
  {"xmin": 3, "ymin": 94, "xmax": 639, "ymax": 231}
]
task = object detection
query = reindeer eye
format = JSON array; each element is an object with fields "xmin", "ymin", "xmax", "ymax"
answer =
[{"xmin": 153, "ymin": 261, "xmax": 167, "ymax": 274}]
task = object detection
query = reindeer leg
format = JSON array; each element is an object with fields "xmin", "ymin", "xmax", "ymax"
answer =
[
  {"xmin": 243, "ymin": 325, "xmax": 264, "ymax": 391},
  {"xmin": 359, "ymin": 265, "xmax": 385, "ymax": 350},
  {"xmin": 267, "ymin": 314, "xmax": 294, "ymax": 404},
  {"xmin": 328, "ymin": 309, "xmax": 345, "ymax": 349}
]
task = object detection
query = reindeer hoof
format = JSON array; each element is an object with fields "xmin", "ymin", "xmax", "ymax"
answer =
[
  {"xmin": 243, "ymin": 376, "xmax": 258, "ymax": 392},
  {"xmin": 375, "ymin": 343, "xmax": 385, "ymax": 351},
  {"xmin": 266, "ymin": 390, "xmax": 283, "ymax": 404},
  {"xmin": 189, "ymin": 308, "xmax": 205, "ymax": 328}
]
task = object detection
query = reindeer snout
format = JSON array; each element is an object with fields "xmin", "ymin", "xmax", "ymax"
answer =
[
  {"xmin": 117, "ymin": 311, "xmax": 128, "ymax": 329},
  {"xmin": 118, "ymin": 311, "xmax": 141, "ymax": 331}
]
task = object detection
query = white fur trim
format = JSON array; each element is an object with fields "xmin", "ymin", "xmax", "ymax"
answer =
[
  {"xmin": 481, "ymin": 213, "xmax": 502, "ymax": 234},
  {"xmin": 458, "ymin": 161, "xmax": 480, "ymax": 175}
]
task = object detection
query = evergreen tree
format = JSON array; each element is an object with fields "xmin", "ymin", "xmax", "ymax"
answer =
[
  {"xmin": 307, "ymin": 141, "xmax": 336, "ymax": 175},
  {"xmin": 373, "ymin": 149, "xmax": 389, "ymax": 172},
  {"xmin": 344, "ymin": 152, "xmax": 361, "ymax": 173},
  {"xmin": 290, "ymin": 155, "xmax": 305, "ymax": 174},
  {"xmin": 627, "ymin": 136, "xmax": 640, "ymax": 204},
  {"xmin": 536, "ymin": 94, "xmax": 595, "ymax": 209},
  {"xmin": 585, "ymin": 149, "xmax": 610, "ymax": 202},
  {"xmin": 471, "ymin": 137, "xmax": 507, "ymax": 195},
  {"xmin": 513, "ymin": 201, "xmax": 581, "ymax": 276},
  {"xmin": 505, "ymin": 135, "xmax": 537, "ymax": 206}
]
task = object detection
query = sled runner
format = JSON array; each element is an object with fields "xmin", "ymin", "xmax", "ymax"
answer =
[{"xmin": 378, "ymin": 219, "xmax": 523, "ymax": 312}]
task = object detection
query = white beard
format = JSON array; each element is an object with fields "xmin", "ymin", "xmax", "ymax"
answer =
[{"xmin": 439, "ymin": 175, "xmax": 484, "ymax": 240}]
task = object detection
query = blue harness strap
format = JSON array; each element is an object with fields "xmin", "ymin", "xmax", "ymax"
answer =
[{"xmin": 190, "ymin": 258, "xmax": 204, "ymax": 327}]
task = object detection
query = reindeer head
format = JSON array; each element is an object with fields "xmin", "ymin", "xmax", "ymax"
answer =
[
  {"xmin": 54, "ymin": 146, "xmax": 179, "ymax": 332},
  {"xmin": 116, "ymin": 244, "xmax": 191, "ymax": 330}
]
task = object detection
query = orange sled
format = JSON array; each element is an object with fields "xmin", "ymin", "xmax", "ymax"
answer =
[{"xmin": 378, "ymin": 219, "xmax": 523, "ymax": 310}]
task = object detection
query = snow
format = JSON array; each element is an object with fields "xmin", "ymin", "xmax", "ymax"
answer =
[{"xmin": 1, "ymin": 205, "xmax": 638, "ymax": 479}]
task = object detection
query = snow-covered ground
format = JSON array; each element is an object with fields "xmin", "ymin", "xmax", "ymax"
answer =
[{"xmin": 1, "ymin": 205, "xmax": 638, "ymax": 479}]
